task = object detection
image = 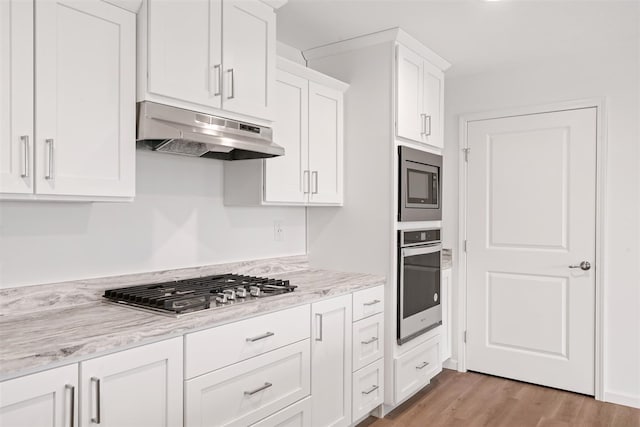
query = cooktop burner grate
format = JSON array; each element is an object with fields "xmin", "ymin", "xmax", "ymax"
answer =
[{"xmin": 103, "ymin": 274, "xmax": 296, "ymax": 316}]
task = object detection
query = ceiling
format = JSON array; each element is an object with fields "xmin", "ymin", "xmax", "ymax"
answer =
[{"xmin": 276, "ymin": 0, "xmax": 640, "ymax": 77}]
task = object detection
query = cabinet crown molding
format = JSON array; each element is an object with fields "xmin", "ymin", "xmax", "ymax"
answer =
[
  {"xmin": 303, "ymin": 27, "xmax": 451, "ymax": 71},
  {"xmin": 277, "ymin": 57, "xmax": 349, "ymax": 92}
]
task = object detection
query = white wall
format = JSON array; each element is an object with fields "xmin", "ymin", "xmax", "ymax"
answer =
[
  {"xmin": 0, "ymin": 150, "xmax": 306, "ymax": 288},
  {"xmin": 443, "ymin": 39, "xmax": 640, "ymax": 404}
]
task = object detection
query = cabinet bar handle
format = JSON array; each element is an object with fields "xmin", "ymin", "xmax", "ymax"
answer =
[
  {"xmin": 227, "ymin": 68, "xmax": 235, "ymax": 99},
  {"xmin": 244, "ymin": 382, "xmax": 272, "ymax": 396},
  {"xmin": 315, "ymin": 313, "xmax": 323, "ymax": 341},
  {"xmin": 363, "ymin": 299, "xmax": 380, "ymax": 306},
  {"xmin": 420, "ymin": 113, "xmax": 426, "ymax": 135},
  {"xmin": 90, "ymin": 377, "xmax": 101, "ymax": 424},
  {"xmin": 210, "ymin": 64, "xmax": 221, "ymax": 96},
  {"xmin": 246, "ymin": 331, "xmax": 274, "ymax": 342},
  {"xmin": 311, "ymin": 171, "xmax": 318, "ymax": 194},
  {"xmin": 425, "ymin": 115, "xmax": 432, "ymax": 136},
  {"xmin": 362, "ymin": 385, "xmax": 379, "ymax": 395},
  {"xmin": 20, "ymin": 135, "xmax": 29, "ymax": 178},
  {"xmin": 45, "ymin": 138, "xmax": 54, "ymax": 180},
  {"xmin": 303, "ymin": 170, "xmax": 310, "ymax": 194},
  {"xmin": 361, "ymin": 336, "xmax": 378, "ymax": 345},
  {"xmin": 65, "ymin": 384, "xmax": 75, "ymax": 427},
  {"xmin": 416, "ymin": 361, "xmax": 430, "ymax": 370}
]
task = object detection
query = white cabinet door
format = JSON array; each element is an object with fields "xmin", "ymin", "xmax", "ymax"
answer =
[
  {"xmin": 264, "ymin": 69, "xmax": 309, "ymax": 203},
  {"xmin": 222, "ymin": 0, "xmax": 275, "ymax": 120},
  {"xmin": 0, "ymin": 0, "xmax": 33, "ymax": 195},
  {"xmin": 422, "ymin": 61, "xmax": 443, "ymax": 148},
  {"xmin": 80, "ymin": 337, "xmax": 183, "ymax": 427},
  {"xmin": 396, "ymin": 45, "xmax": 424, "ymax": 143},
  {"xmin": 441, "ymin": 268, "xmax": 452, "ymax": 361},
  {"xmin": 0, "ymin": 364, "xmax": 77, "ymax": 427},
  {"xmin": 308, "ymin": 82, "xmax": 343, "ymax": 204},
  {"xmin": 35, "ymin": 0, "xmax": 135, "ymax": 197},
  {"xmin": 249, "ymin": 396, "xmax": 311, "ymax": 427},
  {"xmin": 145, "ymin": 0, "xmax": 222, "ymax": 109},
  {"xmin": 311, "ymin": 294, "xmax": 352, "ymax": 427}
]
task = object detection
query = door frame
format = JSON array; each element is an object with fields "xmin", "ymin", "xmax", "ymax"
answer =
[{"xmin": 456, "ymin": 98, "xmax": 607, "ymax": 401}]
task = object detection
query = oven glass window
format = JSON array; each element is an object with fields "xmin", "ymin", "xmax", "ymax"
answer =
[
  {"xmin": 403, "ymin": 251, "xmax": 441, "ymax": 319},
  {"xmin": 406, "ymin": 168, "xmax": 439, "ymax": 205}
]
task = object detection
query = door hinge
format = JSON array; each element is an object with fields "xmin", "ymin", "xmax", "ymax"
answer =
[
  {"xmin": 463, "ymin": 330, "xmax": 467, "ymax": 343},
  {"xmin": 463, "ymin": 147, "xmax": 470, "ymax": 162}
]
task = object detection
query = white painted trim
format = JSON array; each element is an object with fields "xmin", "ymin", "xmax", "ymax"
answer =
[
  {"xmin": 260, "ymin": 0, "xmax": 288, "ymax": 9},
  {"xmin": 101, "ymin": 0, "xmax": 141, "ymax": 14},
  {"xmin": 603, "ymin": 391, "xmax": 640, "ymax": 409},
  {"xmin": 303, "ymin": 27, "xmax": 451, "ymax": 71},
  {"xmin": 443, "ymin": 359, "xmax": 458, "ymax": 371},
  {"xmin": 457, "ymin": 98, "xmax": 607, "ymax": 400},
  {"xmin": 277, "ymin": 57, "xmax": 349, "ymax": 92}
]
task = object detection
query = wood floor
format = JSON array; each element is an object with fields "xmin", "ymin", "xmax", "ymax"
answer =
[{"xmin": 358, "ymin": 369, "xmax": 640, "ymax": 427}]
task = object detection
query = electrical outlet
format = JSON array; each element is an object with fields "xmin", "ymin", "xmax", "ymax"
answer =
[{"xmin": 274, "ymin": 221, "xmax": 284, "ymax": 242}]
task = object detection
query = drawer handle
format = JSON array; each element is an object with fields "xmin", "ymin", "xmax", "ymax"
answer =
[
  {"xmin": 361, "ymin": 337, "xmax": 378, "ymax": 345},
  {"xmin": 362, "ymin": 385, "xmax": 379, "ymax": 395},
  {"xmin": 244, "ymin": 382, "xmax": 272, "ymax": 396},
  {"xmin": 246, "ymin": 331, "xmax": 274, "ymax": 342},
  {"xmin": 416, "ymin": 361, "xmax": 430, "ymax": 370},
  {"xmin": 363, "ymin": 299, "xmax": 380, "ymax": 307},
  {"xmin": 90, "ymin": 377, "xmax": 101, "ymax": 424}
]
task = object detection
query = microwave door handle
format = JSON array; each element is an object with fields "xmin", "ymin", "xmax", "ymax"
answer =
[{"xmin": 402, "ymin": 244, "xmax": 442, "ymax": 257}]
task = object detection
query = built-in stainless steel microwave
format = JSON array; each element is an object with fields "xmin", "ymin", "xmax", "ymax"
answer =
[{"xmin": 398, "ymin": 146, "xmax": 442, "ymax": 222}]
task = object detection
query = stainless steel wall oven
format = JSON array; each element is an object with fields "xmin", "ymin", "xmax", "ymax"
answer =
[
  {"xmin": 397, "ymin": 228, "xmax": 442, "ymax": 344},
  {"xmin": 398, "ymin": 146, "xmax": 442, "ymax": 221}
]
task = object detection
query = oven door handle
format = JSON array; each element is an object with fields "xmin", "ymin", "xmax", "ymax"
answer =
[{"xmin": 402, "ymin": 244, "xmax": 442, "ymax": 258}]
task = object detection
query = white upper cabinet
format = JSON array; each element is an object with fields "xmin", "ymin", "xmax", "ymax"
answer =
[
  {"xmin": 0, "ymin": 0, "xmax": 33, "ymax": 195},
  {"xmin": 396, "ymin": 44, "xmax": 444, "ymax": 148},
  {"xmin": 308, "ymin": 81, "xmax": 344, "ymax": 204},
  {"xmin": 35, "ymin": 0, "xmax": 136, "ymax": 198},
  {"xmin": 264, "ymin": 69, "xmax": 309, "ymax": 203},
  {"xmin": 145, "ymin": 0, "xmax": 222, "ymax": 109},
  {"xmin": 139, "ymin": 0, "xmax": 276, "ymax": 123}
]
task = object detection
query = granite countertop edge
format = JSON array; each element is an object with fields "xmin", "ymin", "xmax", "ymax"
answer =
[{"xmin": 0, "ymin": 261, "xmax": 385, "ymax": 381}]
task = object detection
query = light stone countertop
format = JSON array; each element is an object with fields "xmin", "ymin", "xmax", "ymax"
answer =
[{"xmin": 0, "ymin": 256, "xmax": 385, "ymax": 381}]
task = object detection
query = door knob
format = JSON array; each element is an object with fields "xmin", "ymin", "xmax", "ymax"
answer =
[{"xmin": 569, "ymin": 261, "xmax": 591, "ymax": 271}]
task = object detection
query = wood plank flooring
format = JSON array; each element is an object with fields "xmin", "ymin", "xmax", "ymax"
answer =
[{"xmin": 358, "ymin": 369, "xmax": 640, "ymax": 427}]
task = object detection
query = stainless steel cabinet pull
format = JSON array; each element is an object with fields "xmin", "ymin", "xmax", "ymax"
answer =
[
  {"xmin": 311, "ymin": 171, "xmax": 318, "ymax": 194},
  {"xmin": 361, "ymin": 336, "xmax": 378, "ymax": 345},
  {"xmin": 246, "ymin": 331, "xmax": 274, "ymax": 342},
  {"xmin": 420, "ymin": 113, "xmax": 426, "ymax": 135},
  {"xmin": 569, "ymin": 261, "xmax": 591, "ymax": 271},
  {"xmin": 45, "ymin": 138, "xmax": 54, "ymax": 180},
  {"xmin": 416, "ymin": 361, "xmax": 429, "ymax": 370},
  {"xmin": 20, "ymin": 135, "xmax": 29, "ymax": 178},
  {"xmin": 362, "ymin": 385, "xmax": 379, "ymax": 395},
  {"xmin": 315, "ymin": 313, "xmax": 323, "ymax": 341},
  {"xmin": 227, "ymin": 68, "xmax": 235, "ymax": 99},
  {"xmin": 425, "ymin": 115, "xmax": 432, "ymax": 136},
  {"xmin": 65, "ymin": 384, "xmax": 75, "ymax": 427},
  {"xmin": 211, "ymin": 64, "xmax": 221, "ymax": 96},
  {"xmin": 303, "ymin": 170, "xmax": 310, "ymax": 194},
  {"xmin": 363, "ymin": 299, "xmax": 380, "ymax": 306},
  {"xmin": 90, "ymin": 377, "xmax": 101, "ymax": 424},
  {"xmin": 244, "ymin": 382, "xmax": 272, "ymax": 396}
]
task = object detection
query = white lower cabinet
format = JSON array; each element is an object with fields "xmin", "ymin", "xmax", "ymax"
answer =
[
  {"xmin": 311, "ymin": 294, "xmax": 353, "ymax": 427},
  {"xmin": 249, "ymin": 397, "xmax": 312, "ymax": 427},
  {"xmin": 352, "ymin": 359, "xmax": 384, "ymax": 423},
  {"xmin": 80, "ymin": 337, "xmax": 184, "ymax": 427},
  {"xmin": 394, "ymin": 335, "xmax": 441, "ymax": 404},
  {"xmin": 0, "ymin": 364, "xmax": 77, "ymax": 427},
  {"xmin": 185, "ymin": 340, "xmax": 310, "ymax": 427},
  {"xmin": 352, "ymin": 313, "xmax": 384, "ymax": 372}
]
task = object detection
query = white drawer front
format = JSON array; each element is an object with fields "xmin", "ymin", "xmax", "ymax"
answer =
[
  {"xmin": 353, "ymin": 286, "xmax": 384, "ymax": 321},
  {"xmin": 352, "ymin": 313, "xmax": 384, "ymax": 371},
  {"xmin": 185, "ymin": 340, "xmax": 311, "ymax": 427},
  {"xmin": 352, "ymin": 359, "xmax": 384, "ymax": 423},
  {"xmin": 394, "ymin": 335, "xmax": 440, "ymax": 404},
  {"xmin": 185, "ymin": 304, "xmax": 310, "ymax": 378},
  {"xmin": 250, "ymin": 397, "xmax": 311, "ymax": 427}
]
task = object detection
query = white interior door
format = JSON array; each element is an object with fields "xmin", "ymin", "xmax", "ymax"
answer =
[
  {"xmin": 466, "ymin": 107, "xmax": 597, "ymax": 395},
  {"xmin": 264, "ymin": 69, "xmax": 308, "ymax": 203}
]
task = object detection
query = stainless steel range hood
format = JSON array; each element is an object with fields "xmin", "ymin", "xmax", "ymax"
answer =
[{"xmin": 136, "ymin": 101, "xmax": 284, "ymax": 160}]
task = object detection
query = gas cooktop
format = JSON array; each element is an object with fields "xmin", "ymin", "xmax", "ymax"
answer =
[{"xmin": 102, "ymin": 274, "xmax": 296, "ymax": 317}]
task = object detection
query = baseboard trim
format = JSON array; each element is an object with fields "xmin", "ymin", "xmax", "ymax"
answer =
[
  {"xmin": 443, "ymin": 358, "xmax": 458, "ymax": 370},
  {"xmin": 603, "ymin": 390, "xmax": 640, "ymax": 409}
]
